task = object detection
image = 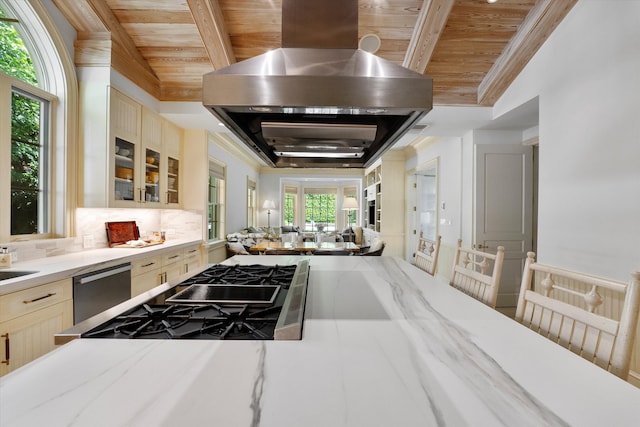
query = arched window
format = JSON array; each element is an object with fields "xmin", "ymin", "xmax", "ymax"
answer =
[{"xmin": 0, "ymin": 0, "xmax": 77, "ymax": 241}]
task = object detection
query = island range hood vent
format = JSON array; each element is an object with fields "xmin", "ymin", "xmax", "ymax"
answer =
[{"xmin": 202, "ymin": 0, "xmax": 433, "ymax": 168}]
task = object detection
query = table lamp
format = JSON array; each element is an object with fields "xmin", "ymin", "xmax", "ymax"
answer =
[{"xmin": 263, "ymin": 200, "xmax": 276, "ymax": 229}]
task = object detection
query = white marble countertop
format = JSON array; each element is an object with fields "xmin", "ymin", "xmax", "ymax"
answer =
[
  {"xmin": 1, "ymin": 255, "xmax": 639, "ymax": 426},
  {"xmin": 0, "ymin": 239, "xmax": 203, "ymax": 296}
]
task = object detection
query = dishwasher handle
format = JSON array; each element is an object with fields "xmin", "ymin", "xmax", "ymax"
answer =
[{"xmin": 77, "ymin": 264, "xmax": 131, "ymax": 285}]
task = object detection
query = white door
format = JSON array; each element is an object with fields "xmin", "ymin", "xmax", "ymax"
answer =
[
  {"xmin": 406, "ymin": 173, "xmax": 418, "ymax": 263},
  {"xmin": 475, "ymin": 144, "xmax": 533, "ymax": 308}
]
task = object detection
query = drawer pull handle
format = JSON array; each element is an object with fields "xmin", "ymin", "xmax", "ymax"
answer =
[
  {"xmin": 23, "ymin": 292, "xmax": 56, "ymax": 304},
  {"xmin": 1, "ymin": 333, "xmax": 9, "ymax": 366},
  {"xmin": 142, "ymin": 262, "xmax": 156, "ymax": 268},
  {"xmin": 187, "ymin": 250, "xmax": 196, "ymax": 253},
  {"xmin": 168, "ymin": 255, "xmax": 179, "ymax": 259}
]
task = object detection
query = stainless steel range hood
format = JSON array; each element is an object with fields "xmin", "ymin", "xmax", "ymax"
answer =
[{"xmin": 202, "ymin": 0, "xmax": 432, "ymax": 168}]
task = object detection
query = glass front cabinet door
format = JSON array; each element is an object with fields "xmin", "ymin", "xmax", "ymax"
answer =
[
  {"xmin": 144, "ymin": 148, "xmax": 161, "ymax": 205},
  {"xmin": 114, "ymin": 137, "xmax": 137, "ymax": 204},
  {"xmin": 166, "ymin": 156, "xmax": 179, "ymax": 205}
]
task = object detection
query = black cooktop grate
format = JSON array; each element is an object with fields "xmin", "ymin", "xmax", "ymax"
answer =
[{"xmin": 81, "ymin": 264, "xmax": 298, "ymax": 340}]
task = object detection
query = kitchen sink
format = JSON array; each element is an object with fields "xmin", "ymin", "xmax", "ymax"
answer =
[{"xmin": 0, "ymin": 271, "xmax": 38, "ymax": 281}]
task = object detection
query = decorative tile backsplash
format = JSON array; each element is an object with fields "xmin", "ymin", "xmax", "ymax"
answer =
[{"xmin": 2, "ymin": 208, "xmax": 203, "ymax": 264}]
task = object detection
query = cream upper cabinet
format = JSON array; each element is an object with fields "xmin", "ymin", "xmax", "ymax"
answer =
[
  {"xmin": 111, "ymin": 88, "xmax": 142, "ymax": 143},
  {"xmin": 141, "ymin": 109, "xmax": 163, "ymax": 207},
  {"xmin": 0, "ymin": 279, "xmax": 73, "ymax": 377},
  {"xmin": 80, "ymin": 87, "xmax": 182, "ymax": 208},
  {"xmin": 162, "ymin": 120, "xmax": 182, "ymax": 207}
]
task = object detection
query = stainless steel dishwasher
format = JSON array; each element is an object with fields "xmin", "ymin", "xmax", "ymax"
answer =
[{"xmin": 73, "ymin": 263, "xmax": 132, "ymax": 324}]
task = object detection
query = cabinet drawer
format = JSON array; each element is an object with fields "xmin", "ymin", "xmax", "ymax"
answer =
[
  {"xmin": 161, "ymin": 250, "xmax": 183, "ymax": 266},
  {"xmin": 183, "ymin": 246, "xmax": 200, "ymax": 263},
  {"xmin": 0, "ymin": 279, "xmax": 72, "ymax": 323},
  {"xmin": 131, "ymin": 256, "xmax": 161, "ymax": 276}
]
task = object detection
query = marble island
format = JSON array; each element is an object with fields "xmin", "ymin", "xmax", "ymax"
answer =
[{"xmin": 1, "ymin": 256, "xmax": 639, "ymax": 426}]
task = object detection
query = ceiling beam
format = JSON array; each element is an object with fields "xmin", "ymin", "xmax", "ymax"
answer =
[
  {"xmin": 53, "ymin": 0, "xmax": 161, "ymax": 99},
  {"xmin": 403, "ymin": 0, "xmax": 454, "ymax": 74},
  {"xmin": 187, "ymin": 0, "xmax": 235, "ymax": 69},
  {"xmin": 477, "ymin": 0, "xmax": 578, "ymax": 106}
]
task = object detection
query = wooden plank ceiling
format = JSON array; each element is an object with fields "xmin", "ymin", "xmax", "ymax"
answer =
[{"xmin": 53, "ymin": 0, "xmax": 576, "ymax": 106}]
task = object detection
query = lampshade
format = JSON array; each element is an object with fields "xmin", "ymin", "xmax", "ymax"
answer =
[
  {"xmin": 342, "ymin": 197, "xmax": 359, "ymax": 210},
  {"xmin": 262, "ymin": 200, "xmax": 276, "ymax": 210}
]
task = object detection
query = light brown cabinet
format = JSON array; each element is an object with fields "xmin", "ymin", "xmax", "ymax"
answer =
[
  {"xmin": 183, "ymin": 245, "xmax": 202, "ymax": 274},
  {"xmin": 0, "ymin": 279, "xmax": 73, "ymax": 376},
  {"xmin": 130, "ymin": 244, "xmax": 203, "ymax": 297}
]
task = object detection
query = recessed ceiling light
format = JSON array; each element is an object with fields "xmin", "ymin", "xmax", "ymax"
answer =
[{"xmin": 487, "ymin": 0, "xmax": 498, "ymax": 3}]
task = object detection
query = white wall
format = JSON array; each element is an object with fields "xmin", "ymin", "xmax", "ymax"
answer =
[
  {"xmin": 207, "ymin": 138, "xmax": 260, "ymax": 235},
  {"xmin": 493, "ymin": 0, "xmax": 640, "ymax": 280},
  {"xmin": 405, "ymin": 1, "xmax": 640, "ymax": 281}
]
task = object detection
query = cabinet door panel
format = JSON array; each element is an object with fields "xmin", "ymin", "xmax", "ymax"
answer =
[
  {"xmin": 0, "ymin": 300, "xmax": 73, "ymax": 376},
  {"xmin": 131, "ymin": 269, "xmax": 161, "ymax": 298}
]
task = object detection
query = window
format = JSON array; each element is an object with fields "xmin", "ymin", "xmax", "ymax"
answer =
[
  {"xmin": 207, "ymin": 160, "xmax": 225, "ymax": 241},
  {"xmin": 343, "ymin": 186, "xmax": 358, "ymax": 228},
  {"xmin": 10, "ymin": 88, "xmax": 50, "ymax": 235},
  {"xmin": 0, "ymin": 0, "xmax": 76, "ymax": 242},
  {"xmin": 283, "ymin": 185, "xmax": 298, "ymax": 226},
  {"xmin": 1, "ymin": 6, "xmax": 51, "ymax": 237},
  {"xmin": 246, "ymin": 178, "xmax": 256, "ymax": 227},
  {"xmin": 303, "ymin": 187, "xmax": 337, "ymax": 232}
]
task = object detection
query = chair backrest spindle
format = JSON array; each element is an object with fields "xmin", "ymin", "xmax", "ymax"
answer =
[
  {"xmin": 414, "ymin": 233, "xmax": 441, "ymax": 276},
  {"xmin": 515, "ymin": 252, "xmax": 640, "ymax": 380},
  {"xmin": 449, "ymin": 239, "xmax": 505, "ymax": 308}
]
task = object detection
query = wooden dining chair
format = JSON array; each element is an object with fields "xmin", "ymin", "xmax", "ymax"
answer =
[
  {"xmin": 414, "ymin": 233, "xmax": 441, "ymax": 276},
  {"xmin": 515, "ymin": 252, "xmax": 640, "ymax": 380},
  {"xmin": 450, "ymin": 239, "xmax": 505, "ymax": 308}
]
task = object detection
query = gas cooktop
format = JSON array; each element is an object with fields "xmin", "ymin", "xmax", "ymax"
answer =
[{"xmin": 55, "ymin": 261, "xmax": 310, "ymax": 343}]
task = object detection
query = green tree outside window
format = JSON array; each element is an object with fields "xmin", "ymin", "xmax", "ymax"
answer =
[{"xmin": 1, "ymin": 9, "xmax": 47, "ymax": 235}]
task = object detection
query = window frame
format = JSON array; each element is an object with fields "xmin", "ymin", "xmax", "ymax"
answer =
[
  {"xmin": 0, "ymin": 0, "xmax": 78, "ymax": 242},
  {"xmin": 246, "ymin": 177, "xmax": 257, "ymax": 228},
  {"xmin": 283, "ymin": 184, "xmax": 298, "ymax": 227},
  {"xmin": 10, "ymin": 85, "xmax": 51, "ymax": 236},
  {"xmin": 207, "ymin": 159, "xmax": 226, "ymax": 242},
  {"xmin": 342, "ymin": 186, "xmax": 358, "ymax": 229},
  {"xmin": 303, "ymin": 186, "xmax": 338, "ymax": 232},
  {"xmin": 1, "ymin": 73, "xmax": 56, "ymax": 240}
]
